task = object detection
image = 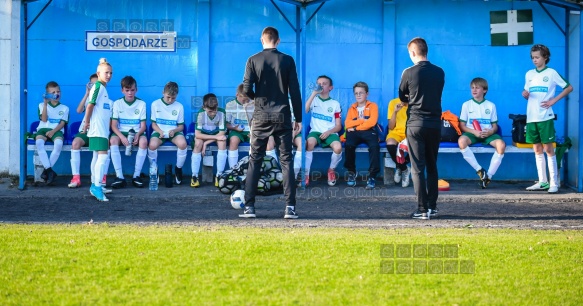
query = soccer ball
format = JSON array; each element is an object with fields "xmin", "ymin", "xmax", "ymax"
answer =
[
  {"xmin": 257, "ymin": 177, "xmax": 271, "ymax": 195},
  {"xmin": 231, "ymin": 156, "xmax": 250, "ymax": 176},
  {"xmin": 217, "ymin": 171, "xmax": 240, "ymax": 194},
  {"xmin": 230, "ymin": 189, "xmax": 245, "ymax": 209},
  {"xmin": 261, "ymin": 156, "xmax": 280, "ymax": 173},
  {"xmin": 266, "ymin": 169, "xmax": 283, "ymax": 189}
]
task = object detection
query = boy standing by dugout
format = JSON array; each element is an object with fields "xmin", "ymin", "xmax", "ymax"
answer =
[
  {"xmin": 522, "ymin": 44, "xmax": 573, "ymax": 193},
  {"xmin": 109, "ymin": 76, "xmax": 148, "ymax": 188}
]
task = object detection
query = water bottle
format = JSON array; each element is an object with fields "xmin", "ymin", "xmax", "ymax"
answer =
[
  {"xmin": 42, "ymin": 93, "xmax": 59, "ymax": 100},
  {"xmin": 149, "ymin": 159, "xmax": 158, "ymax": 191},
  {"xmin": 165, "ymin": 164, "xmax": 173, "ymax": 188},
  {"xmin": 86, "ymin": 82, "xmax": 94, "ymax": 90},
  {"xmin": 308, "ymin": 82, "xmax": 323, "ymax": 93},
  {"xmin": 472, "ymin": 120, "xmax": 482, "ymax": 131},
  {"xmin": 125, "ymin": 129, "xmax": 135, "ymax": 156},
  {"xmin": 239, "ymin": 124, "xmax": 245, "ymax": 131}
]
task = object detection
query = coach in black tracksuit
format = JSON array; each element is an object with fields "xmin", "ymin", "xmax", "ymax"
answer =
[
  {"xmin": 399, "ymin": 37, "xmax": 445, "ymax": 220},
  {"xmin": 240, "ymin": 26, "xmax": 303, "ymax": 219}
]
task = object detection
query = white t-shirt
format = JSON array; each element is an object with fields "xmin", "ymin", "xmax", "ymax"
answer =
[
  {"xmin": 150, "ymin": 98, "xmax": 185, "ymax": 136},
  {"xmin": 523, "ymin": 67, "xmax": 569, "ymax": 123},
  {"xmin": 357, "ymin": 106, "xmax": 365, "ymax": 119},
  {"xmin": 112, "ymin": 97, "xmax": 147, "ymax": 133},
  {"xmin": 87, "ymin": 81, "xmax": 113, "ymax": 138},
  {"xmin": 196, "ymin": 108, "xmax": 226, "ymax": 135},
  {"xmin": 459, "ymin": 98, "xmax": 498, "ymax": 131},
  {"xmin": 225, "ymin": 99, "xmax": 253, "ymax": 132},
  {"xmin": 37, "ymin": 102, "xmax": 69, "ymax": 133},
  {"xmin": 309, "ymin": 96, "xmax": 341, "ymax": 133}
]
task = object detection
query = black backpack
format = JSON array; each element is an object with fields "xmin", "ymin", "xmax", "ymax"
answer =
[
  {"xmin": 508, "ymin": 114, "xmax": 527, "ymax": 143},
  {"xmin": 440, "ymin": 119, "xmax": 459, "ymax": 142}
]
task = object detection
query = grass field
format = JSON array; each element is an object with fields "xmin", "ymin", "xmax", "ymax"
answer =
[{"xmin": 0, "ymin": 224, "xmax": 582, "ymax": 305}]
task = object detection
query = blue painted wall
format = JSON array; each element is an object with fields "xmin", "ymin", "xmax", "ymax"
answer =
[{"xmin": 25, "ymin": 0, "xmax": 575, "ymax": 181}]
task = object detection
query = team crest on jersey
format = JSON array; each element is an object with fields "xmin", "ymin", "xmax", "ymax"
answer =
[
  {"xmin": 59, "ymin": 111, "xmax": 64, "ymax": 115},
  {"xmin": 172, "ymin": 110, "xmax": 177, "ymax": 116},
  {"xmin": 135, "ymin": 109, "xmax": 140, "ymax": 115},
  {"xmin": 485, "ymin": 109, "xmax": 491, "ymax": 114},
  {"xmin": 543, "ymin": 76, "xmax": 549, "ymax": 82},
  {"xmin": 328, "ymin": 107, "xmax": 333, "ymax": 113}
]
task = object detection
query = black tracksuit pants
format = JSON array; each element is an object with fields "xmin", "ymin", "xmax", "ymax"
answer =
[
  {"xmin": 343, "ymin": 129, "xmax": 380, "ymax": 178},
  {"xmin": 406, "ymin": 126, "xmax": 440, "ymax": 212}
]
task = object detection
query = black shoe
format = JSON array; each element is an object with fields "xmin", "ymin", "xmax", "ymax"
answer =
[
  {"xmin": 111, "ymin": 177, "xmax": 127, "ymax": 189},
  {"xmin": 477, "ymin": 168, "xmax": 488, "ymax": 189},
  {"xmin": 284, "ymin": 206, "xmax": 298, "ymax": 219},
  {"xmin": 429, "ymin": 209, "xmax": 439, "ymax": 218},
  {"xmin": 238, "ymin": 206, "xmax": 256, "ymax": 218},
  {"xmin": 132, "ymin": 176, "xmax": 144, "ymax": 188},
  {"xmin": 174, "ymin": 166, "xmax": 183, "ymax": 185},
  {"xmin": 411, "ymin": 210, "xmax": 430, "ymax": 220},
  {"xmin": 46, "ymin": 168, "xmax": 57, "ymax": 185},
  {"xmin": 41, "ymin": 169, "xmax": 49, "ymax": 181},
  {"xmin": 482, "ymin": 175, "xmax": 491, "ymax": 189}
]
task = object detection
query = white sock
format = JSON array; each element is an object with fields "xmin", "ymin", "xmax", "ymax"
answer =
[
  {"xmin": 177, "ymin": 148, "xmax": 187, "ymax": 168},
  {"xmin": 216, "ymin": 149, "xmax": 227, "ymax": 175},
  {"xmin": 548, "ymin": 155, "xmax": 558, "ymax": 187},
  {"xmin": 305, "ymin": 151, "xmax": 313, "ymax": 175},
  {"xmin": 330, "ymin": 152, "xmax": 342, "ymax": 169},
  {"xmin": 487, "ymin": 153, "xmax": 504, "ymax": 178},
  {"xmin": 71, "ymin": 149, "xmax": 81, "ymax": 176},
  {"xmin": 110, "ymin": 145, "xmax": 124, "ymax": 179},
  {"xmin": 104, "ymin": 150, "xmax": 111, "ymax": 177},
  {"xmin": 266, "ymin": 150, "xmax": 278, "ymax": 162},
  {"xmin": 35, "ymin": 139, "xmax": 51, "ymax": 169},
  {"xmin": 293, "ymin": 151, "xmax": 302, "ymax": 178},
  {"xmin": 49, "ymin": 139, "xmax": 63, "ymax": 167},
  {"xmin": 461, "ymin": 147, "xmax": 481, "ymax": 171},
  {"xmin": 134, "ymin": 148, "xmax": 147, "ymax": 178},
  {"xmin": 91, "ymin": 151, "xmax": 98, "ymax": 184},
  {"xmin": 535, "ymin": 153, "xmax": 548, "ymax": 183},
  {"xmin": 228, "ymin": 150, "xmax": 239, "ymax": 169},
  {"xmin": 191, "ymin": 152, "xmax": 202, "ymax": 178},
  {"xmin": 148, "ymin": 149, "xmax": 158, "ymax": 164},
  {"xmin": 94, "ymin": 153, "xmax": 108, "ymax": 188}
]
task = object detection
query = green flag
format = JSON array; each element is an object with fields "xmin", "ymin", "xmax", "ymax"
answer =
[{"xmin": 490, "ymin": 10, "xmax": 533, "ymax": 46}]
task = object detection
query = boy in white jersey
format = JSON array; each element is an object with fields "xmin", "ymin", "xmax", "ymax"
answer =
[
  {"xmin": 109, "ymin": 76, "xmax": 148, "ymax": 189},
  {"xmin": 35, "ymin": 81, "xmax": 69, "ymax": 185},
  {"xmin": 191, "ymin": 93, "xmax": 227, "ymax": 187},
  {"xmin": 225, "ymin": 84, "xmax": 278, "ymax": 169},
  {"xmin": 522, "ymin": 44, "xmax": 573, "ymax": 193},
  {"xmin": 296, "ymin": 75, "xmax": 342, "ymax": 187},
  {"xmin": 68, "ymin": 74, "xmax": 111, "ymax": 192},
  {"xmin": 458, "ymin": 77, "xmax": 506, "ymax": 189},
  {"xmin": 82, "ymin": 58, "xmax": 113, "ymax": 202},
  {"xmin": 148, "ymin": 81, "xmax": 188, "ymax": 185}
]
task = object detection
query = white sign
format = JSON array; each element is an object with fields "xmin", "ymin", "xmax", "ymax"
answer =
[{"xmin": 86, "ymin": 31, "xmax": 177, "ymax": 52}]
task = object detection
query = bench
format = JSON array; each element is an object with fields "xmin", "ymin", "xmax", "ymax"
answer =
[{"xmin": 26, "ymin": 121, "xmax": 535, "ymax": 184}]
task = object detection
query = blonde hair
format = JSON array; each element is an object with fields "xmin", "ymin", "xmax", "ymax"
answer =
[{"xmin": 98, "ymin": 57, "xmax": 112, "ymax": 68}]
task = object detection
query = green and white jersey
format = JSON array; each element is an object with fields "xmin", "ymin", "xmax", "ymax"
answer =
[
  {"xmin": 524, "ymin": 67, "xmax": 569, "ymax": 123},
  {"xmin": 196, "ymin": 108, "xmax": 226, "ymax": 135},
  {"xmin": 150, "ymin": 98, "xmax": 185, "ymax": 135},
  {"xmin": 112, "ymin": 97, "xmax": 147, "ymax": 132},
  {"xmin": 225, "ymin": 99, "xmax": 253, "ymax": 132},
  {"xmin": 459, "ymin": 98, "xmax": 498, "ymax": 131},
  {"xmin": 87, "ymin": 81, "xmax": 113, "ymax": 138},
  {"xmin": 309, "ymin": 96, "xmax": 341, "ymax": 133},
  {"xmin": 37, "ymin": 102, "xmax": 69, "ymax": 133}
]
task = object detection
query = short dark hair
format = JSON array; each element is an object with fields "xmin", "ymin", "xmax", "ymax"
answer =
[
  {"xmin": 203, "ymin": 93, "xmax": 218, "ymax": 110},
  {"xmin": 121, "ymin": 76, "xmax": 137, "ymax": 89},
  {"xmin": 262, "ymin": 26, "xmax": 279, "ymax": 43},
  {"xmin": 353, "ymin": 81, "xmax": 368, "ymax": 93},
  {"xmin": 164, "ymin": 81, "xmax": 179, "ymax": 96},
  {"xmin": 89, "ymin": 73, "xmax": 97, "ymax": 80},
  {"xmin": 408, "ymin": 37, "xmax": 428, "ymax": 57},
  {"xmin": 317, "ymin": 75, "xmax": 333, "ymax": 86},
  {"xmin": 531, "ymin": 44, "xmax": 551, "ymax": 64},
  {"xmin": 45, "ymin": 81, "xmax": 59, "ymax": 90}
]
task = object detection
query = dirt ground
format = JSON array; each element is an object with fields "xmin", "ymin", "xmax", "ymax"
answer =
[{"xmin": 0, "ymin": 176, "xmax": 581, "ymax": 229}]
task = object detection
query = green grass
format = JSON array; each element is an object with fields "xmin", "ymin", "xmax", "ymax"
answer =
[{"xmin": 0, "ymin": 224, "xmax": 582, "ymax": 305}]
